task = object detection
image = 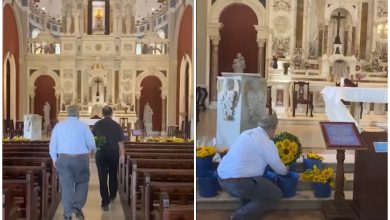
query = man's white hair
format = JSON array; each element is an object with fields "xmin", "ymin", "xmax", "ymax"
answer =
[{"xmin": 257, "ymin": 112, "xmax": 278, "ymax": 130}]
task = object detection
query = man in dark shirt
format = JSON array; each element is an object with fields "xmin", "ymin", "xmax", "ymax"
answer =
[{"xmin": 92, "ymin": 106, "xmax": 125, "ymax": 211}]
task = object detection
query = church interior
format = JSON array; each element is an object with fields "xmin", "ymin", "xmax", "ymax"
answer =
[
  {"xmin": 196, "ymin": 0, "xmax": 388, "ymax": 219},
  {"xmin": 3, "ymin": 0, "xmax": 194, "ymax": 219}
]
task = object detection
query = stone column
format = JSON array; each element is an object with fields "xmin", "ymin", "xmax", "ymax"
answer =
[
  {"xmin": 74, "ymin": 9, "xmax": 80, "ymax": 35},
  {"xmin": 30, "ymin": 96, "xmax": 35, "ymax": 114},
  {"xmin": 160, "ymin": 88, "xmax": 167, "ymax": 134},
  {"xmin": 210, "ymin": 36, "xmax": 220, "ymax": 103},
  {"xmin": 351, "ymin": 26, "xmax": 356, "ymax": 56},
  {"xmin": 257, "ymin": 39, "xmax": 266, "ymax": 77},
  {"xmin": 322, "ymin": 25, "xmax": 328, "ymax": 55},
  {"xmin": 135, "ymin": 93, "xmax": 141, "ymax": 118}
]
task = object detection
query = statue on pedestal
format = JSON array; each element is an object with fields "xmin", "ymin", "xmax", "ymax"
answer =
[
  {"xmin": 143, "ymin": 102, "xmax": 153, "ymax": 133},
  {"xmin": 232, "ymin": 53, "xmax": 246, "ymax": 73}
]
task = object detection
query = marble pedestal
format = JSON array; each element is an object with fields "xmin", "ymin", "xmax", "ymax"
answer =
[
  {"xmin": 216, "ymin": 73, "xmax": 267, "ymax": 148},
  {"xmin": 23, "ymin": 114, "xmax": 42, "ymax": 140}
]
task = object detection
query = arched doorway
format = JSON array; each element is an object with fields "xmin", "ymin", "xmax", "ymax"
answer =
[
  {"xmin": 34, "ymin": 75, "xmax": 57, "ymax": 122},
  {"xmin": 140, "ymin": 76, "xmax": 162, "ymax": 132},
  {"xmin": 219, "ymin": 4, "xmax": 258, "ymax": 74}
]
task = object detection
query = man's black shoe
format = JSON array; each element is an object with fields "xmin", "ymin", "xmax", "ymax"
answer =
[
  {"xmin": 101, "ymin": 204, "xmax": 109, "ymax": 211},
  {"xmin": 64, "ymin": 215, "xmax": 72, "ymax": 220},
  {"xmin": 73, "ymin": 208, "xmax": 85, "ymax": 220},
  {"xmin": 110, "ymin": 196, "xmax": 116, "ymax": 202}
]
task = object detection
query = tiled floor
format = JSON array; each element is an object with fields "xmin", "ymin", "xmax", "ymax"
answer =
[{"xmin": 52, "ymin": 158, "xmax": 126, "ymax": 220}]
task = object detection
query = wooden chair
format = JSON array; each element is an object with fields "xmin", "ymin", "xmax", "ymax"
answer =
[
  {"xmin": 196, "ymin": 87, "xmax": 208, "ymax": 111},
  {"xmin": 119, "ymin": 117, "xmax": 129, "ymax": 131},
  {"xmin": 266, "ymin": 86, "xmax": 272, "ymax": 115},
  {"xmin": 336, "ymin": 78, "xmax": 363, "ymax": 119},
  {"xmin": 292, "ymin": 81, "xmax": 314, "ymax": 117},
  {"xmin": 167, "ymin": 125, "xmax": 179, "ymax": 137}
]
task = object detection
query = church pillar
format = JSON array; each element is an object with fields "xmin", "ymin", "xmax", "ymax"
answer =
[
  {"xmin": 257, "ymin": 39, "xmax": 266, "ymax": 77},
  {"xmin": 161, "ymin": 88, "xmax": 167, "ymax": 134},
  {"xmin": 74, "ymin": 9, "xmax": 80, "ymax": 35},
  {"xmin": 29, "ymin": 87, "xmax": 35, "ymax": 114},
  {"xmin": 135, "ymin": 93, "xmax": 141, "ymax": 118},
  {"xmin": 322, "ymin": 25, "xmax": 328, "ymax": 55},
  {"xmin": 210, "ymin": 36, "xmax": 220, "ymax": 103},
  {"xmin": 351, "ymin": 26, "xmax": 356, "ymax": 56}
]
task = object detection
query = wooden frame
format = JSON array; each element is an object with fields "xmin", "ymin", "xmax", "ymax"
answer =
[{"xmin": 320, "ymin": 122, "xmax": 365, "ymax": 150}]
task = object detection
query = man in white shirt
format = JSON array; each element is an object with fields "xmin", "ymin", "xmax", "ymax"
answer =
[{"xmin": 217, "ymin": 112, "xmax": 288, "ymax": 220}]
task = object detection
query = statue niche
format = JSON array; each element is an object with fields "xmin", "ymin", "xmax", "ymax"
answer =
[{"xmin": 88, "ymin": 0, "xmax": 110, "ymax": 35}]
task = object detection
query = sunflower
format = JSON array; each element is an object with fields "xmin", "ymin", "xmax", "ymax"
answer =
[
  {"xmin": 274, "ymin": 132, "xmax": 302, "ymax": 165},
  {"xmin": 196, "ymin": 146, "xmax": 217, "ymax": 158}
]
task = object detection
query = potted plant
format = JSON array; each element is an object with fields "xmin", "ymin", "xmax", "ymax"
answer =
[
  {"xmin": 301, "ymin": 165, "xmax": 335, "ymax": 198},
  {"xmin": 94, "ymin": 135, "xmax": 106, "ymax": 151},
  {"xmin": 196, "ymin": 146, "xmax": 217, "ymax": 174},
  {"xmin": 303, "ymin": 152, "xmax": 324, "ymax": 170}
]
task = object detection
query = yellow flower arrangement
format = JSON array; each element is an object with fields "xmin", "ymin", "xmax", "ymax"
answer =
[
  {"xmin": 301, "ymin": 165, "xmax": 335, "ymax": 187},
  {"xmin": 145, "ymin": 137, "xmax": 186, "ymax": 143},
  {"xmin": 5, "ymin": 136, "xmax": 30, "ymax": 142},
  {"xmin": 196, "ymin": 146, "xmax": 217, "ymax": 158},
  {"xmin": 306, "ymin": 152, "xmax": 324, "ymax": 161},
  {"xmin": 274, "ymin": 132, "xmax": 302, "ymax": 165}
]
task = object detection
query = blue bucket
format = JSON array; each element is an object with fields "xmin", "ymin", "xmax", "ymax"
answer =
[
  {"xmin": 196, "ymin": 156, "xmax": 213, "ymax": 175},
  {"xmin": 312, "ymin": 182, "xmax": 331, "ymax": 198},
  {"xmin": 198, "ymin": 171, "xmax": 219, "ymax": 198},
  {"xmin": 289, "ymin": 162, "xmax": 297, "ymax": 172},
  {"xmin": 303, "ymin": 158, "xmax": 323, "ymax": 170},
  {"xmin": 277, "ymin": 172, "xmax": 299, "ymax": 198},
  {"xmin": 264, "ymin": 171, "xmax": 278, "ymax": 185}
]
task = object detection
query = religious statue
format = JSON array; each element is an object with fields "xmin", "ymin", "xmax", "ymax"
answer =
[
  {"xmin": 219, "ymin": 79, "xmax": 236, "ymax": 120},
  {"xmin": 66, "ymin": 12, "xmax": 72, "ymax": 34},
  {"xmin": 143, "ymin": 102, "xmax": 153, "ymax": 133},
  {"xmin": 43, "ymin": 102, "xmax": 51, "ymax": 135},
  {"xmin": 94, "ymin": 8, "xmax": 104, "ymax": 32},
  {"xmin": 232, "ymin": 53, "xmax": 246, "ymax": 73}
]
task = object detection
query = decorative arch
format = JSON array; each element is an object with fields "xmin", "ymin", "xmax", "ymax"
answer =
[
  {"xmin": 34, "ymin": 75, "xmax": 57, "ymax": 121},
  {"xmin": 29, "ymin": 69, "xmax": 60, "ymax": 94},
  {"xmin": 178, "ymin": 54, "xmax": 193, "ymax": 124},
  {"xmin": 210, "ymin": 0, "xmax": 267, "ymax": 26},
  {"xmin": 325, "ymin": 4, "xmax": 358, "ymax": 25},
  {"xmin": 139, "ymin": 76, "xmax": 163, "ymax": 132},
  {"xmin": 3, "ymin": 52, "xmax": 16, "ymax": 121},
  {"xmin": 135, "ymin": 70, "xmax": 167, "ymax": 97}
]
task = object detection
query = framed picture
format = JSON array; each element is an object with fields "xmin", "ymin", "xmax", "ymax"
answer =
[{"xmin": 319, "ymin": 122, "xmax": 365, "ymax": 150}]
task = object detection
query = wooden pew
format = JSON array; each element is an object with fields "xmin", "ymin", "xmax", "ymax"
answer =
[
  {"xmin": 130, "ymin": 168, "xmax": 193, "ymax": 220},
  {"xmin": 3, "ymin": 172, "xmax": 40, "ymax": 220},
  {"xmin": 3, "ymin": 157, "xmax": 60, "ymax": 213},
  {"xmin": 4, "ymin": 165, "xmax": 48, "ymax": 220},
  {"xmin": 143, "ymin": 174, "xmax": 193, "ymax": 220},
  {"xmin": 3, "ymin": 189, "xmax": 19, "ymax": 220},
  {"xmin": 159, "ymin": 193, "xmax": 194, "ymax": 220}
]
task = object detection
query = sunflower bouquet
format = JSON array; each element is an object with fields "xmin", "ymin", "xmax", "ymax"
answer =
[
  {"xmin": 273, "ymin": 131, "xmax": 302, "ymax": 165},
  {"xmin": 301, "ymin": 165, "xmax": 335, "ymax": 188},
  {"xmin": 196, "ymin": 146, "xmax": 217, "ymax": 158},
  {"xmin": 94, "ymin": 136, "xmax": 106, "ymax": 151}
]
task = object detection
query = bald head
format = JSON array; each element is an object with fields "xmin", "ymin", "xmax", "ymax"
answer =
[{"xmin": 67, "ymin": 105, "xmax": 79, "ymax": 117}]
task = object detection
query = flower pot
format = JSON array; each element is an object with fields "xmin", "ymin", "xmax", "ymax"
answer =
[
  {"xmin": 264, "ymin": 171, "xmax": 278, "ymax": 185},
  {"xmin": 196, "ymin": 156, "xmax": 213, "ymax": 175},
  {"xmin": 312, "ymin": 182, "xmax": 331, "ymax": 198},
  {"xmin": 277, "ymin": 172, "xmax": 299, "ymax": 198},
  {"xmin": 288, "ymin": 161, "xmax": 297, "ymax": 172},
  {"xmin": 303, "ymin": 158, "xmax": 323, "ymax": 170},
  {"xmin": 198, "ymin": 170, "xmax": 219, "ymax": 198}
]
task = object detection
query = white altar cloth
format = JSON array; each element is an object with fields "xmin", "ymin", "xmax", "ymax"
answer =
[{"xmin": 321, "ymin": 86, "xmax": 388, "ymax": 125}]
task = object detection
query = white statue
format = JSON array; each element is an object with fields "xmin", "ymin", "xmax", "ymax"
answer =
[
  {"xmin": 143, "ymin": 102, "xmax": 153, "ymax": 132},
  {"xmin": 43, "ymin": 102, "xmax": 51, "ymax": 132},
  {"xmin": 66, "ymin": 13, "xmax": 72, "ymax": 34},
  {"xmin": 219, "ymin": 79, "xmax": 236, "ymax": 120},
  {"xmin": 232, "ymin": 53, "xmax": 246, "ymax": 73}
]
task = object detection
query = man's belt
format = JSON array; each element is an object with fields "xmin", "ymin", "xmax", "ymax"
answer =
[{"xmin": 58, "ymin": 153, "xmax": 88, "ymax": 158}]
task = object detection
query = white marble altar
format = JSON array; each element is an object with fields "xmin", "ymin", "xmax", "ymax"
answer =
[
  {"xmin": 23, "ymin": 114, "xmax": 42, "ymax": 140},
  {"xmin": 216, "ymin": 73, "xmax": 267, "ymax": 148},
  {"xmin": 321, "ymin": 86, "xmax": 388, "ymax": 127}
]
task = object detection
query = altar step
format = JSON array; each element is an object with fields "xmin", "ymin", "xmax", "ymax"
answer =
[
  {"xmin": 198, "ymin": 160, "xmax": 355, "ymax": 211},
  {"xmin": 197, "ymin": 190, "xmax": 353, "ymax": 211}
]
